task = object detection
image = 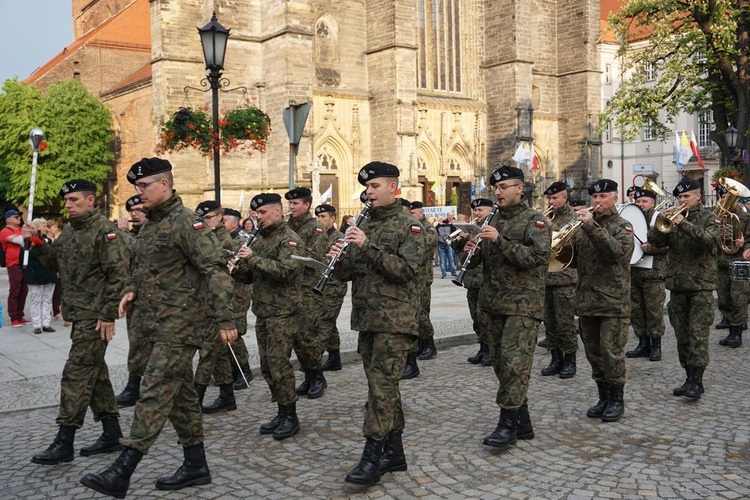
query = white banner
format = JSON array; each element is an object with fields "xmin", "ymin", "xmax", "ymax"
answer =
[{"xmin": 422, "ymin": 206, "xmax": 458, "ymax": 220}]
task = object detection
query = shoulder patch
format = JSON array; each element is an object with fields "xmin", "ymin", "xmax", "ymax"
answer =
[
  {"xmin": 193, "ymin": 221, "xmax": 205, "ymax": 230},
  {"xmin": 315, "ymin": 227, "xmax": 323, "ymax": 234},
  {"xmin": 106, "ymin": 232, "xmax": 117, "ymax": 240},
  {"xmin": 625, "ymin": 225, "xmax": 633, "ymax": 232},
  {"xmin": 714, "ymin": 219, "xmax": 722, "ymax": 225},
  {"xmin": 410, "ymin": 225, "xmax": 422, "ymax": 233},
  {"xmin": 289, "ymin": 241, "xmax": 298, "ymax": 247},
  {"xmin": 535, "ymin": 220, "xmax": 545, "ymax": 228}
]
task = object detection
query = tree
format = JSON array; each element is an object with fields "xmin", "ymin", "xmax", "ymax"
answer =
[
  {"xmin": 602, "ymin": 0, "xmax": 749, "ymax": 177},
  {"xmin": 0, "ymin": 78, "xmax": 114, "ymax": 209}
]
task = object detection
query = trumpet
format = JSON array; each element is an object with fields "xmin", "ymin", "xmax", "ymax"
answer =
[
  {"xmin": 228, "ymin": 220, "xmax": 260, "ymax": 273},
  {"xmin": 452, "ymin": 205, "xmax": 500, "ymax": 286},
  {"xmin": 542, "ymin": 205, "xmax": 555, "ymax": 219},
  {"xmin": 549, "ymin": 205, "xmax": 598, "ymax": 272},
  {"xmin": 444, "ymin": 217, "xmax": 480, "ymax": 245},
  {"xmin": 654, "ymin": 204, "xmax": 689, "ymax": 233}
]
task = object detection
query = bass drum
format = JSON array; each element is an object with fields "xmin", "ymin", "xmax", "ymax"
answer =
[{"xmin": 618, "ymin": 204, "xmax": 647, "ymax": 265}]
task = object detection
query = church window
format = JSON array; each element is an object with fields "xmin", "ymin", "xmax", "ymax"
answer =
[
  {"xmin": 698, "ymin": 109, "xmax": 713, "ymax": 148},
  {"xmin": 418, "ymin": 157, "xmax": 428, "ymax": 171},
  {"xmin": 318, "ymin": 152, "xmax": 338, "ymax": 170},
  {"xmin": 449, "ymin": 158, "xmax": 460, "ymax": 171},
  {"xmin": 416, "ymin": 0, "xmax": 462, "ymax": 92}
]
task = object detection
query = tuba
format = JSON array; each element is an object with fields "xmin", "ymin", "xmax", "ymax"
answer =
[
  {"xmin": 714, "ymin": 177, "xmax": 750, "ymax": 254},
  {"xmin": 549, "ymin": 206, "xmax": 597, "ymax": 272}
]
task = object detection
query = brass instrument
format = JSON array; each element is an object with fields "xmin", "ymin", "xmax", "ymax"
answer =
[
  {"xmin": 444, "ymin": 217, "xmax": 480, "ymax": 245},
  {"xmin": 654, "ymin": 204, "xmax": 689, "ymax": 233},
  {"xmin": 549, "ymin": 205, "xmax": 598, "ymax": 272},
  {"xmin": 228, "ymin": 221, "xmax": 260, "ymax": 273},
  {"xmin": 452, "ymin": 205, "xmax": 500, "ymax": 286},
  {"xmin": 543, "ymin": 205, "xmax": 555, "ymax": 219},
  {"xmin": 714, "ymin": 177, "xmax": 750, "ymax": 254}
]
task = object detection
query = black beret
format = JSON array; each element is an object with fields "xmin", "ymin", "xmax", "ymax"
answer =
[
  {"xmin": 250, "ymin": 193, "xmax": 282, "ymax": 210},
  {"xmin": 127, "ymin": 157, "xmax": 172, "ymax": 184},
  {"xmin": 570, "ymin": 199, "xmax": 587, "ymax": 207},
  {"xmin": 588, "ymin": 179, "xmax": 618, "ymax": 195},
  {"xmin": 358, "ymin": 161, "xmax": 400, "ymax": 185},
  {"xmin": 223, "ymin": 208, "xmax": 241, "ymax": 219},
  {"xmin": 59, "ymin": 179, "xmax": 97, "ymax": 198},
  {"xmin": 314, "ymin": 204, "xmax": 336, "ymax": 215},
  {"xmin": 626, "ymin": 186, "xmax": 637, "ymax": 195},
  {"xmin": 195, "ymin": 200, "xmax": 220, "ymax": 217},
  {"xmin": 410, "ymin": 201, "xmax": 424, "ymax": 210},
  {"xmin": 360, "ymin": 190, "xmax": 369, "ymax": 204},
  {"xmin": 634, "ymin": 189, "xmax": 656, "ymax": 200},
  {"xmin": 543, "ymin": 181, "xmax": 568, "ymax": 196},
  {"xmin": 399, "ymin": 198, "xmax": 411, "ymax": 208},
  {"xmin": 716, "ymin": 183, "xmax": 728, "ymax": 196},
  {"xmin": 125, "ymin": 195, "xmax": 142, "ymax": 211},
  {"xmin": 489, "ymin": 165, "xmax": 524, "ymax": 185},
  {"xmin": 470, "ymin": 198, "xmax": 494, "ymax": 209},
  {"xmin": 673, "ymin": 178, "xmax": 701, "ymax": 196},
  {"xmin": 285, "ymin": 187, "xmax": 312, "ymax": 200}
]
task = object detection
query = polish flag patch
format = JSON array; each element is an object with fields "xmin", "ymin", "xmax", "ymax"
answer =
[
  {"xmin": 714, "ymin": 219, "xmax": 722, "ymax": 225},
  {"xmin": 289, "ymin": 241, "xmax": 298, "ymax": 247},
  {"xmin": 193, "ymin": 221, "xmax": 205, "ymax": 230},
  {"xmin": 106, "ymin": 232, "xmax": 117, "ymax": 240},
  {"xmin": 315, "ymin": 228, "xmax": 323, "ymax": 234},
  {"xmin": 625, "ymin": 226, "xmax": 633, "ymax": 232},
  {"xmin": 410, "ymin": 225, "xmax": 421, "ymax": 233},
  {"xmin": 535, "ymin": 220, "xmax": 545, "ymax": 228}
]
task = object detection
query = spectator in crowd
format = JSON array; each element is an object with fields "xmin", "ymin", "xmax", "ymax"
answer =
[
  {"xmin": 1, "ymin": 209, "xmax": 31, "ymax": 327},
  {"xmin": 25, "ymin": 219, "xmax": 57, "ymax": 334},
  {"xmin": 436, "ymin": 215, "xmax": 457, "ymax": 278}
]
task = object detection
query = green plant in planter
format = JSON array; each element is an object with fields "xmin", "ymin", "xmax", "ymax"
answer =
[
  {"xmin": 219, "ymin": 104, "xmax": 271, "ymax": 155},
  {"xmin": 156, "ymin": 107, "xmax": 212, "ymax": 155}
]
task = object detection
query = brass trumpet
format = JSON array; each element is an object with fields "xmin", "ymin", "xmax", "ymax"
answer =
[
  {"xmin": 654, "ymin": 204, "xmax": 689, "ymax": 233},
  {"xmin": 549, "ymin": 205, "xmax": 598, "ymax": 272},
  {"xmin": 542, "ymin": 205, "xmax": 555, "ymax": 219}
]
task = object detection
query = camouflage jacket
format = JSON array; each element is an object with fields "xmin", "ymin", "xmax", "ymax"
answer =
[
  {"xmin": 634, "ymin": 207, "xmax": 669, "ymax": 280},
  {"xmin": 417, "ymin": 215, "xmax": 437, "ymax": 286},
  {"xmin": 648, "ymin": 203, "xmax": 719, "ymax": 292},
  {"xmin": 545, "ymin": 204, "xmax": 578, "ymax": 287},
  {"xmin": 453, "ymin": 234, "xmax": 482, "ymax": 289},
  {"xmin": 470, "ymin": 202, "xmax": 551, "ymax": 320},
  {"xmin": 332, "ymin": 200, "xmax": 426, "ymax": 335},
  {"xmin": 716, "ymin": 206, "xmax": 750, "ymax": 268},
  {"xmin": 287, "ymin": 211, "xmax": 328, "ymax": 289},
  {"xmin": 572, "ymin": 206, "xmax": 634, "ymax": 317},
  {"xmin": 324, "ymin": 226, "xmax": 347, "ymax": 296},
  {"xmin": 239, "ymin": 219, "xmax": 303, "ymax": 318},
  {"xmin": 126, "ymin": 194, "xmax": 235, "ymax": 346},
  {"xmin": 33, "ymin": 208, "xmax": 130, "ymax": 322}
]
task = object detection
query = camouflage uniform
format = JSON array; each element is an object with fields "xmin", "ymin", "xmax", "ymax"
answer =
[
  {"xmin": 119, "ymin": 228, "xmax": 151, "ymax": 378},
  {"xmin": 453, "ymin": 237, "xmax": 486, "ymax": 344},
  {"xmin": 237, "ymin": 219, "xmax": 303, "ymax": 405},
  {"xmin": 544, "ymin": 204, "xmax": 578, "ymax": 355},
  {"xmin": 573, "ymin": 206, "xmax": 634, "ymax": 387},
  {"xmin": 320, "ymin": 227, "xmax": 347, "ymax": 351},
  {"xmin": 229, "ymin": 229, "xmax": 253, "ymax": 367},
  {"xmin": 415, "ymin": 215, "xmax": 437, "ymax": 346},
  {"xmin": 470, "ymin": 202, "xmax": 550, "ymax": 409},
  {"xmin": 715, "ymin": 206, "xmax": 750, "ymax": 327},
  {"xmin": 332, "ymin": 200, "xmax": 425, "ymax": 440},
  {"xmin": 33, "ymin": 208, "xmax": 130, "ymax": 429},
  {"xmin": 630, "ymin": 207, "xmax": 668, "ymax": 341},
  {"xmin": 120, "ymin": 194, "xmax": 235, "ymax": 454},
  {"xmin": 648, "ymin": 203, "xmax": 719, "ymax": 369}
]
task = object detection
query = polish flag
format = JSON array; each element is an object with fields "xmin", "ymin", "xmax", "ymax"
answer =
[{"xmin": 690, "ymin": 130, "xmax": 705, "ymax": 169}]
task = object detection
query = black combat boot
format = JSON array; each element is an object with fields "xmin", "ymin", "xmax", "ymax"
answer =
[
  {"xmin": 115, "ymin": 374, "xmax": 141, "ymax": 408},
  {"xmin": 202, "ymin": 384, "xmax": 237, "ymax": 414},
  {"xmin": 32, "ymin": 425, "xmax": 76, "ymax": 465},
  {"xmin": 322, "ymin": 349, "xmax": 342, "ymax": 371},
  {"xmin": 684, "ymin": 367, "xmax": 705, "ymax": 399},
  {"xmin": 295, "ymin": 370, "xmax": 311, "ymax": 396},
  {"xmin": 194, "ymin": 384, "xmax": 207, "ymax": 407},
  {"xmin": 259, "ymin": 404, "xmax": 283, "ymax": 435},
  {"xmin": 233, "ymin": 363, "xmax": 253, "ymax": 390},
  {"xmin": 401, "ymin": 353, "xmax": 420, "ymax": 379},
  {"xmin": 559, "ymin": 351, "xmax": 577, "ymax": 379},
  {"xmin": 649, "ymin": 338, "xmax": 662, "ymax": 361},
  {"xmin": 414, "ymin": 338, "xmax": 425, "ymax": 357},
  {"xmin": 541, "ymin": 348, "xmax": 563, "ymax": 376},
  {"xmin": 307, "ymin": 370, "xmax": 327, "ymax": 399},
  {"xmin": 673, "ymin": 367, "xmax": 692, "ymax": 396},
  {"xmin": 724, "ymin": 326, "xmax": 743, "ymax": 348},
  {"xmin": 80, "ymin": 417, "xmax": 123, "ymax": 457},
  {"xmin": 601, "ymin": 383, "xmax": 625, "ymax": 422},
  {"xmin": 155, "ymin": 442, "xmax": 211, "ymax": 490},
  {"xmin": 482, "ymin": 408, "xmax": 518, "ymax": 448},
  {"xmin": 345, "ymin": 438, "xmax": 383, "ymax": 485},
  {"xmin": 273, "ymin": 402, "xmax": 300, "ymax": 440},
  {"xmin": 418, "ymin": 337, "xmax": 437, "ymax": 360},
  {"xmin": 586, "ymin": 381, "xmax": 609, "ymax": 418},
  {"xmin": 537, "ymin": 337, "xmax": 548, "ymax": 349},
  {"xmin": 516, "ymin": 400, "xmax": 534, "ymax": 440},
  {"xmin": 481, "ymin": 347, "xmax": 492, "ymax": 366},
  {"xmin": 80, "ymin": 447, "xmax": 143, "ymax": 499},
  {"xmin": 379, "ymin": 430, "xmax": 407, "ymax": 474},
  {"xmin": 467, "ymin": 343, "xmax": 485, "ymax": 364},
  {"xmin": 625, "ymin": 337, "xmax": 650, "ymax": 358},
  {"xmin": 715, "ymin": 316, "xmax": 730, "ymax": 329}
]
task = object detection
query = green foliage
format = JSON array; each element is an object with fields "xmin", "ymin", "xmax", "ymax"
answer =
[
  {"xmin": 0, "ymin": 79, "xmax": 114, "ymax": 208},
  {"xmin": 156, "ymin": 107, "xmax": 212, "ymax": 155},
  {"xmin": 220, "ymin": 104, "xmax": 270, "ymax": 155}
]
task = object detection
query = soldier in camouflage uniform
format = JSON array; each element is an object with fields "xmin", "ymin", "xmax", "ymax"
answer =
[
  {"xmin": 464, "ymin": 165, "xmax": 550, "ymax": 449},
  {"xmin": 80, "ymin": 158, "xmax": 237, "ymax": 498},
  {"xmin": 540, "ymin": 182, "xmax": 579, "ymax": 379},
  {"xmin": 286, "ymin": 187, "xmax": 330, "ymax": 399},
  {"xmin": 626, "ymin": 189, "xmax": 668, "ymax": 361},
  {"xmin": 409, "ymin": 201, "xmax": 438, "ymax": 365},
  {"xmin": 714, "ymin": 182, "xmax": 750, "ymax": 348},
  {"xmin": 572, "ymin": 179, "xmax": 634, "ymax": 423},
  {"xmin": 315, "ymin": 204, "xmax": 347, "ymax": 371},
  {"xmin": 648, "ymin": 178, "xmax": 719, "ymax": 400},
  {"xmin": 235, "ymin": 193, "xmax": 305, "ymax": 440},
  {"xmin": 329, "ymin": 162, "xmax": 425, "ymax": 485},
  {"xmin": 29, "ymin": 179, "xmax": 131, "ymax": 466}
]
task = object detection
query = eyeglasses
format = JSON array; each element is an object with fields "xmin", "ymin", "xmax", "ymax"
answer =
[
  {"xmin": 134, "ymin": 179, "xmax": 160, "ymax": 192},
  {"xmin": 203, "ymin": 213, "xmax": 220, "ymax": 221},
  {"xmin": 495, "ymin": 183, "xmax": 522, "ymax": 191}
]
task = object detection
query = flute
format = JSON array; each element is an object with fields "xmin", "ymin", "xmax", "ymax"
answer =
[{"xmin": 452, "ymin": 204, "xmax": 500, "ymax": 286}]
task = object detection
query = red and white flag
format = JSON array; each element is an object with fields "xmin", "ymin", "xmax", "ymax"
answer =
[{"xmin": 690, "ymin": 130, "xmax": 705, "ymax": 169}]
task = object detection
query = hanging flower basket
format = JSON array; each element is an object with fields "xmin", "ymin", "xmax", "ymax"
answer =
[
  {"xmin": 219, "ymin": 104, "xmax": 271, "ymax": 155},
  {"xmin": 156, "ymin": 107, "xmax": 212, "ymax": 155},
  {"xmin": 711, "ymin": 165, "xmax": 743, "ymax": 186}
]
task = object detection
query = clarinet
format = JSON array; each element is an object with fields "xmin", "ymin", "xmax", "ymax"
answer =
[
  {"xmin": 452, "ymin": 204, "xmax": 500, "ymax": 286},
  {"xmin": 313, "ymin": 201, "xmax": 373, "ymax": 295},
  {"xmin": 228, "ymin": 222, "xmax": 260, "ymax": 273}
]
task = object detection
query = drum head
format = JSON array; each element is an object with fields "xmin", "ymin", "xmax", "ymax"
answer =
[
  {"xmin": 618, "ymin": 204, "xmax": 647, "ymax": 265},
  {"xmin": 730, "ymin": 261, "xmax": 750, "ymax": 280}
]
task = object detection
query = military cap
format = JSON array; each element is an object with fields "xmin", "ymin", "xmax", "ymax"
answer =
[
  {"xmin": 399, "ymin": 198, "xmax": 411, "ymax": 208},
  {"xmin": 672, "ymin": 178, "xmax": 700, "ymax": 196},
  {"xmin": 360, "ymin": 190, "xmax": 369, "ymax": 204},
  {"xmin": 223, "ymin": 208, "xmax": 242, "ymax": 219},
  {"xmin": 59, "ymin": 179, "xmax": 97, "ymax": 198},
  {"xmin": 588, "ymin": 179, "xmax": 618, "ymax": 195},
  {"xmin": 543, "ymin": 181, "xmax": 568, "ymax": 196},
  {"xmin": 489, "ymin": 165, "xmax": 524, "ymax": 186},
  {"xmin": 126, "ymin": 157, "xmax": 172, "ymax": 184},
  {"xmin": 570, "ymin": 199, "xmax": 587, "ymax": 207},
  {"xmin": 285, "ymin": 187, "xmax": 312, "ymax": 200},
  {"xmin": 740, "ymin": 196, "xmax": 750, "ymax": 204},
  {"xmin": 125, "ymin": 195, "xmax": 143, "ymax": 212},
  {"xmin": 250, "ymin": 193, "xmax": 282, "ymax": 210},
  {"xmin": 716, "ymin": 183, "xmax": 728, "ymax": 196},
  {"xmin": 410, "ymin": 201, "xmax": 424, "ymax": 210},
  {"xmin": 357, "ymin": 161, "xmax": 399, "ymax": 185},
  {"xmin": 195, "ymin": 200, "xmax": 221, "ymax": 217},
  {"xmin": 315, "ymin": 204, "xmax": 336, "ymax": 215},
  {"xmin": 470, "ymin": 198, "xmax": 494, "ymax": 209},
  {"xmin": 634, "ymin": 188, "xmax": 656, "ymax": 200},
  {"xmin": 626, "ymin": 186, "xmax": 637, "ymax": 195}
]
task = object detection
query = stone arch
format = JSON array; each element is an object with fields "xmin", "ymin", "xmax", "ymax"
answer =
[
  {"xmin": 447, "ymin": 142, "xmax": 472, "ymax": 178},
  {"xmin": 314, "ymin": 134, "xmax": 351, "ymax": 173},
  {"xmin": 314, "ymin": 14, "xmax": 341, "ymax": 86},
  {"xmin": 417, "ymin": 136, "xmax": 440, "ymax": 179}
]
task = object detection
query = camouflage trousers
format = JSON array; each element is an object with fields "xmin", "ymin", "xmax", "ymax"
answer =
[
  {"xmin": 256, "ymin": 314, "xmax": 299, "ymax": 405},
  {"xmin": 126, "ymin": 309, "xmax": 151, "ymax": 377},
  {"xmin": 232, "ymin": 314, "xmax": 249, "ymax": 367},
  {"xmin": 56, "ymin": 319, "xmax": 119, "ymax": 428},
  {"xmin": 294, "ymin": 293, "xmax": 324, "ymax": 370},
  {"xmin": 543, "ymin": 285, "xmax": 578, "ymax": 354},
  {"xmin": 667, "ymin": 290, "xmax": 713, "ymax": 369},
  {"xmin": 579, "ymin": 316, "xmax": 629, "ymax": 386},
  {"xmin": 630, "ymin": 272, "xmax": 666, "ymax": 339},
  {"xmin": 320, "ymin": 285, "xmax": 347, "ymax": 351},
  {"xmin": 194, "ymin": 323, "xmax": 233, "ymax": 386},
  {"xmin": 120, "ymin": 342, "xmax": 202, "ymax": 454},
  {"xmin": 417, "ymin": 283, "xmax": 434, "ymax": 341},
  {"xmin": 717, "ymin": 265, "xmax": 749, "ymax": 326},
  {"xmin": 466, "ymin": 287, "xmax": 487, "ymax": 343},
  {"xmin": 359, "ymin": 331, "xmax": 415, "ymax": 441},
  {"xmin": 484, "ymin": 314, "xmax": 540, "ymax": 410}
]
